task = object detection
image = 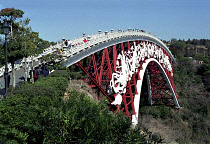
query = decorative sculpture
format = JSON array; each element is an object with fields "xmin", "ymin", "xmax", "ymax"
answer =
[{"xmin": 110, "ymin": 41, "xmax": 172, "ymax": 105}]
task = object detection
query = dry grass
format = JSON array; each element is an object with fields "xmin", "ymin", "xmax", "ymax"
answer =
[
  {"xmin": 138, "ymin": 115, "xmax": 181, "ymax": 144},
  {"xmin": 64, "ymin": 79, "xmax": 98, "ymax": 101}
]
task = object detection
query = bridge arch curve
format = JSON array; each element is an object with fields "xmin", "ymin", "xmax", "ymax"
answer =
[
  {"xmin": 132, "ymin": 58, "xmax": 180, "ymax": 125},
  {"xmin": 61, "ymin": 30, "xmax": 180, "ymax": 125},
  {"xmin": 0, "ymin": 30, "xmax": 180, "ymax": 126},
  {"xmin": 64, "ymin": 31, "xmax": 174, "ymax": 67}
]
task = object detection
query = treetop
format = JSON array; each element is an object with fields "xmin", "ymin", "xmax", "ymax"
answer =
[{"xmin": 0, "ymin": 8, "xmax": 24, "ymax": 22}]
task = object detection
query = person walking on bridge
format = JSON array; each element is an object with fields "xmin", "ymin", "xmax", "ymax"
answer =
[
  {"xmin": 35, "ymin": 65, "xmax": 42, "ymax": 82},
  {"xmin": 37, "ymin": 65, "xmax": 42, "ymax": 75},
  {"xmin": 60, "ymin": 49, "xmax": 63, "ymax": 54},
  {"xmin": 83, "ymin": 38, "xmax": 87, "ymax": 43},
  {"xmin": 42, "ymin": 63, "xmax": 49, "ymax": 77},
  {"xmin": 65, "ymin": 40, "xmax": 68, "ymax": 47},
  {"xmin": 68, "ymin": 40, "xmax": 72, "ymax": 49}
]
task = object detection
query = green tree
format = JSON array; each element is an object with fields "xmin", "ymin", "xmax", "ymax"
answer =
[
  {"xmin": 0, "ymin": 8, "xmax": 24, "ymax": 38},
  {"xmin": 0, "ymin": 8, "xmax": 60, "ymax": 86},
  {"xmin": 0, "ymin": 72, "xmax": 147, "ymax": 143},
  {"xmin": 0, "ymin": 38, "xmax": 4, "ymax": 67},
  {"xmin": 206, "ymin": 42, "xmax": 210, "ymax": 55},
  {"xmin": 40, "ymin": 53, "xmax": 66, "ymax": 70},
  {"xmin": 194, "ymin": 53, "xmax": 204, "ymax": 61},
  {"xmin": 0, "ymin": 8, "xmax": 25, "ymax": 87},
  {"xmin": 36, "ymin": 39, "xmax": 52, "ymax": 54},
  {"xmin": 18, "ymin": 18, "xmax": 38, "ymax": 81},
  {"xmin": 169, "ymin": 41, "xmax": 186, "ymax": 57}
]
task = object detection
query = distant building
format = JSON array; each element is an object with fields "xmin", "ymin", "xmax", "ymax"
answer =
[{"xmin": 185, "ymin": 44, "xmax": 208, "ymax": 57}]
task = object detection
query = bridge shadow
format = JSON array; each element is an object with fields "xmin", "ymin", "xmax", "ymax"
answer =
[{"xmin": 140, "ymin": 74, "xmax": 150, "ymax": 106}]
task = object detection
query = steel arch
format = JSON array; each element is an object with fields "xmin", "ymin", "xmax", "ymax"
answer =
[
  {"xmin": 66, "ymin": 38, "xmax": 180, "ymax": 126},
  {"xmin": 64, "ymin": 33, "xmax": 174, "ymax": 68},
  {"xmin": 132, "ymin": 58, "xmax": 180, "ymax": 125}
]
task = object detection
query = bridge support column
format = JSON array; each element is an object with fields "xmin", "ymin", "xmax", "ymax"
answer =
[{"xmin": 145, "ymin": 69, "xmax": 152, "ymax": 106}]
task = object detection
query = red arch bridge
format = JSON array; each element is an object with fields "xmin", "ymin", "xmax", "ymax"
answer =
[
  {"xmin": 0, "ymin": 29, "xmax": 180, "ymax": 126},
  {"xmin": 62, "ymin": 29, "xmax": 180, "ymax": 126}
]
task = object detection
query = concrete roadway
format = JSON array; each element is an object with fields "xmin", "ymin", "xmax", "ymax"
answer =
[{"xmin": 0, "ymin": 61, "xmax": 40, "ymax": 96}]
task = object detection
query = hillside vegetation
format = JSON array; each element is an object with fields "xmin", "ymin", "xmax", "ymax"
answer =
[
  {"xmin": 0, "ymin": 70, "xmax": 156, "ymax": 143},
  {"xmin": 0, "ymin": 39, "xmax": 209, "ymax": 143},
  {"xmin": 138, "ymin": 39, "xmax": 210, "ymax": 143}
]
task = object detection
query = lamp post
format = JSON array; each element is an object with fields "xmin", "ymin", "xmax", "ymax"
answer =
[{"xmin": 2, "ymin": 20, "xmax": 10, "ymax": 96}]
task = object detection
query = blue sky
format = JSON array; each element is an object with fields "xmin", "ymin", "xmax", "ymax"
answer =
[{"xmin": 1, "ymin": 0, "xmax": 209, "ymax": 42}]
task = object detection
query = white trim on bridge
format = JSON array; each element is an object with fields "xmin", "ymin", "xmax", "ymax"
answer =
[
  {"xmin": 0, "ymin": 30, "xmax": 173, "ymax": 78},
  {"xmin": 132, "ymin": 58, "xmax": 180, "ymax": 126}
]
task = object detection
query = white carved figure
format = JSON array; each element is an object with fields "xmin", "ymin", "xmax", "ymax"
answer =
[
  {"xmin": 154, "ymin": 46, "xmax": 159, "ymax": 59},
  {"xmin": 110, "ymin": 41, "xmax": 173, "ymax": 105},
  {"xmin": 150, "ymin": 44, "xmax": 155, "ymax": 57},
  {"xmin": 111, "ymin": 93, "xmax": 122, "ymax": 105}
]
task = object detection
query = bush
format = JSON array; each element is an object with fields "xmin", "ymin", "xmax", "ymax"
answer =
[
  {"xmin": 33, "ymin": 76, "xmax": 68, "ymax": 96},
  {"xmin": 48, "ymin": 70, "xmax": 69, "ymax": 79},
  {"xmin": 42, "ymin": 90, "xmax": 146, "ymax": 143},
  {"xmin": 139, "ymin": 105, "xmax": 171, "ymax": 119},
  {"xmin": 0, "ymin": 71, "xmax": 147, "ymax": 143},
  {"xmin": 0, "ymin": 75, "xmax": 68, "ymax": 143},
  {"xmin": 69, "ymin": 71, "xmax": 84, "ymax": 79}
]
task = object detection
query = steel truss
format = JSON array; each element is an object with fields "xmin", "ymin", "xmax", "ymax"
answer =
[
  {"xmin": 75, "ymin": 40, "xmax": 179, "ymax": 120},
  {"xmin": 147, "ymin": 62, "xmax": 176, "ymax": 106}
]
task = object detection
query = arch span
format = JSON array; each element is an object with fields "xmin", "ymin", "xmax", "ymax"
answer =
[
  {"xmin": 64, "ymin": 33, "xmax": 180, "ymax": 126},
  {"xmin": 132, "ymin": 58, "xmax": 180, "ymax": 125},
  {"xmin": 64, "ymin": 31, "xmax": 174, "ymax": 68}
]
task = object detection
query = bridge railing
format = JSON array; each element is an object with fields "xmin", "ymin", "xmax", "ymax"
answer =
[
  {"xmin": 0, "ymin": 43, "xmax": 62, "ymax": 78},
  {"xmin": 62, "ymin": 30, "xmax": 165, "ymax": 59},
  {"xmin": 0, "ymin": 30, "xmax": 172, "ymax": 78}
]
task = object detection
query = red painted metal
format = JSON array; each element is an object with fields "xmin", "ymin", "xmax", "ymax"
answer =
[
  {"xmin": 122, "ymin": 93, "xmax": 129, "ymax": 118},
  {"xmin": 85, "ymin": 54, "xmax": 99, "ymax": 87},
  {"xmin": 73, "ymin": 40, "xmax": 179, "ymax": 120},
  {"xmin": 147, "ymin": 62, "xmax": 176, "ymax": 106},
  {"xmin": 76, "ymin": 61, "xmax": 113, "ymax": 102},
  {"xmin": 99, "ymin": 51, "xmax": 105, "ymax": 86},
  {"xmin": 113, "ymin": 45, "xmax": 117, "ymax": 70},
  {"xmin": 92, "ymin": 54, "xmax": 99, "ymax": 82},
  {"xmin": 121, "ymin": 42, "xmax": 124, "ymax": 53},
  {"xmin": 128, "ymin": 81, "xmax": 136, "ymax": 115}
]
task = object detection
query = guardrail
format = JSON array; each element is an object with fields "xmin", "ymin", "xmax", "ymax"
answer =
[
  {"xmin": 0, "ymin": 43, "xmax": 61, "ymax": 77},
  {"xmin": 0, "ymin": 30, "xmax": 172, "ymax": 77},
  {"xmin": 62, "ymin": 31, "xmax": 173, "ymax": 61}
]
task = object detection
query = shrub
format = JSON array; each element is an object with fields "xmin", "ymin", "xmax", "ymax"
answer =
[
  {"xmin": 69, "ymin": 71, "xmax": 84, "ymax": 79},
  {"xmin": 0, "ymin": 76, "xmax": 68, "ymax": 143},
  {"xmin": 0, "ymin": 71, "xmax": 147, "ymax": 143},
  {"xmin": 48, "ymin": 70, "xmax": 69, "ymax": 79},
  {"xmin": 33, "ymin": 76, "xmax": 68, "ymax": 96},
  {"xmin": 139, "ymin": 105, "xmax": 171, "ymax": 119},
  {"xmin": 42, "ymin": 90, "xmax": 146, "ymax": 143}
]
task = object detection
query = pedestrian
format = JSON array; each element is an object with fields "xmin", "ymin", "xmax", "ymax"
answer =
[
  {"xmin": 36, "ymin": 65, "xmax": 42, "ymax": 75},
  {"xmin": 42, "ymin": 63, "xmax": 49, "ymax": 77},
  {"xmin": 42, "ymin": 69, "xmax": 48, "ymax": 77},
  {"xmin": 83, "ymin": 38, "xmax": 87, "ymax": 43},
  {"xmin": 68, "ymin": 40, "xmax": 72, "ymax": 49},
  {"xmin": 44, "ymin": 63, "xmax": 49, "ymax": 72},
  {"xmin": 34, "ymin": 69, "xmax": 38, "ymax": 82},
  {"xmin": 65, "ymin": 40, "xmax": 68, "ymax": 46},
  {"xmin": 35, "ymin": 65, "xmax": 42, "ymax": 81}
]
